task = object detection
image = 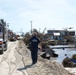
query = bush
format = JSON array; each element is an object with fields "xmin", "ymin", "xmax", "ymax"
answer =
[
  {"xmin": 62, "ymin": 57, "xmax": 74, "ymax": 67},
  {"xmin": 72, "ymin": 54, "xmax": 76, "ymax": 60}
]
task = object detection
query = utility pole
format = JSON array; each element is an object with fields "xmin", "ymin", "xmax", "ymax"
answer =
[
  {"xmin": 6, "ymin": 23, "xmax": 9, "ymax": 41},
  {"xmin": 30, "ymin": 21, "xmax": 32, "ymax": 34}
]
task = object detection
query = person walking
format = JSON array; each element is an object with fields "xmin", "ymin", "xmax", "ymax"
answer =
[{"xmin": 29, "ymin": 32, "xmax": 42, "ymax": 65}]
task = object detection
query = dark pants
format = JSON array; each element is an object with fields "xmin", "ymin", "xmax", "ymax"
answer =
[{"xmin": 31, "ymin": 48, "xmax": 38, "ymax": 64}]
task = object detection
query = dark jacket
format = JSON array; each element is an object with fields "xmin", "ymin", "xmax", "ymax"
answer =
[{"xmin": 29, "ymin": 36, "xmax": 40, "ymax": 50}]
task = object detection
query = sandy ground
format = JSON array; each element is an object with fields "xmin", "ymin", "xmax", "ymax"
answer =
[
  {"xmin": 0, "ymin": 40, "xmax": 75, "ymax": 75},
  {"xmin": 65, "ymin": 68, "xmax": 76, "ymax": 75}
]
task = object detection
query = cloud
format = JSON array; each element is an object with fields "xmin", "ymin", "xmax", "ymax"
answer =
[
  {"xmin": 0, "ymin": 10, "xmax": 7, "ymax": 18},
  {"xmin": 16, "ymin": 0, "xmax": 76, "ymax": 31},
  {"xmin": 0, "ymin": 0, "xmax": 76, "ymax": 32}
]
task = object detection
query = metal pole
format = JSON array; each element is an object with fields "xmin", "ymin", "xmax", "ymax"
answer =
[
  {"xmin": 7, "ymin": 23, "xmax": 9, "ymax": 41},
  {"xmin": 30, "ymin": 21, "xmax": 32, "ymax": 34}
]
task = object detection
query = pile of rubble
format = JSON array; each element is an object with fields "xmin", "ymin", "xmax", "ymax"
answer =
[
  {"xmin": 17, "ymin": 40, "xmax": 74, "ymax": 75},
  {"xmin": 0, "ymin": 40, "xmax": 74, "ymax": 75}
]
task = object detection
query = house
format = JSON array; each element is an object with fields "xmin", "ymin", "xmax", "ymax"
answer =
[{"xmin": 47, "ymin": 30, "xmax": 75, "ymax": 41}]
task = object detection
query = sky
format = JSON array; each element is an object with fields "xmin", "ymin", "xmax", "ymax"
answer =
[{"xmin": 0, "ymin": 0, "xmax": 76, "ymax": 34}]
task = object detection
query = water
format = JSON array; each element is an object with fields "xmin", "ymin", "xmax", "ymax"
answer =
[{"xmin": 50, "ymin": 45, "xmax": 76, "ymax": 63}]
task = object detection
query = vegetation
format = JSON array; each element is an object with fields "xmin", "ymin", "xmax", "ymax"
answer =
[
  {"xmin": 23, "ymin": 29, "xmax": 45, "ymax": 44},
  {"xmin": 62, "ymin": 54, "xmax": 76, "ymax": 67},
  {"xmin": 72, "ymin": 54, "xmax": 76, "ymax": 60},
  {"xmin": 23, "ymin": 32, "xmax": 31, "ymax": 45},
  {"xmin": 63, "ymin": 35, "xmax": 75, "ymax": 44},
  {"xmin": 23, "ymin": 28, "xmax": 75, "ymax": 46}
]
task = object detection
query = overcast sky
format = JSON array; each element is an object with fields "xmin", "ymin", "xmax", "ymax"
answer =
[{"xmin": 0, "ymin": 0, "xmax": 76, "ymax": 33}]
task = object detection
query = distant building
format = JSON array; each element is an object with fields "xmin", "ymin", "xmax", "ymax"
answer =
[{"xmin": 47, "ymin": 30, "xmax": 75, "ymax": 41}]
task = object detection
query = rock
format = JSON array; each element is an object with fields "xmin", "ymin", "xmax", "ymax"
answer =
[{"xmin": 62, "ymin": 57, "xmax": 76, "ymax": 67}]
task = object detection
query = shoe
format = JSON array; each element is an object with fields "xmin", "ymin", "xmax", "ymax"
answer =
[{"xmin": 32, "ymin": 62, "xmax": 37, "ymax": 65}]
